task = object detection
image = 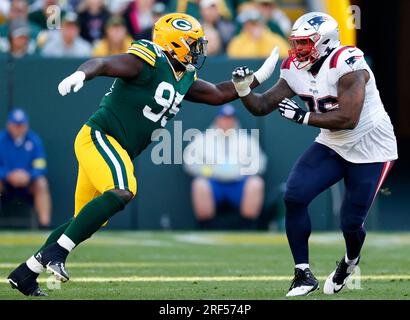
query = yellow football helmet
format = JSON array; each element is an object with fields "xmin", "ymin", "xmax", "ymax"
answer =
[{"xmin": 153, "ymin": 13, "xmax": 208, "ymax": 69}]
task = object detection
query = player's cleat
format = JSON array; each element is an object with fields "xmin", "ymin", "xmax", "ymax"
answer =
[
  {"xmin": 7, "ymin": 263, "xmax": 48, "ymax": 296},
  {"xmin": 37, "ymin": 243, "xmax": 70, "ymax": 282},
  {"xmin": 46, "ymin": 262, "xmax": 70, "ymax": 282},
  {"xmin": 286, "ymin": 268, "xmax": 319, "ymax": 297},
  {"xmin": 324, "ymin": 256, "xmax": 360, "ymax": 295}
]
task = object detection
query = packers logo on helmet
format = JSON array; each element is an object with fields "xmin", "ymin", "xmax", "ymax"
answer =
[
  {"xmin": 171, "ymin": 19, "xmax": 192, "ymax": 31},
  {"xmin": 153, "ymin": 13, "xmax": 208, "ymax": 70}
]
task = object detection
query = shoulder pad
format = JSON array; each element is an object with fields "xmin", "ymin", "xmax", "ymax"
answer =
[
  {"xmin": 281, "ymin": 57, "xmax": 292, "ymax": 70},
  {"xmin": 127, "ymin": 40, "xmax": 157, "ymax": 67},
  {"xmin": 329, "ymin": 46, "xmax": 358, "ymax": 69}
]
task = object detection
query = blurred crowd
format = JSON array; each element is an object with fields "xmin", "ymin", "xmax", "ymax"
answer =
[{"xmin": 0, "ymin": 0, "xmax": 291, "ymax": 59}]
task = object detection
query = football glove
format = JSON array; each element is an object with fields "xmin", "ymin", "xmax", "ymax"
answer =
[
  {"xmin": 232, "ymin": 47, "xmax": 279, "ymax": 97},
  {"xmin": 232, "ymin": 66, "xmax": 254, "ymax": 97},
  {"xmin": 58, "ymin": 71, "xmax": 86, "ymax": 96},
  {"xmin": 278, "ymin": 98, "xmax": 310, "ymax": 125}
]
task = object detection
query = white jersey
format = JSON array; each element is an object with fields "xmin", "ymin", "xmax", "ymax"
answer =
[{"xmin": 280, "ymin": 45, "xmax": 398, "ymax": 163}]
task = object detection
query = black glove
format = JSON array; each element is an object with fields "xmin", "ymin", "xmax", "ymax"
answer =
[{"xmin": 278, "ymin": 98, "xmax": 309, "ymax": 125}]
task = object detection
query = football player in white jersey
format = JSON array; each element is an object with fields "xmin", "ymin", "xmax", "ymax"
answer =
[{"xmin": 232, "ymin": 12, "xmax": 398, "ymax": 297}]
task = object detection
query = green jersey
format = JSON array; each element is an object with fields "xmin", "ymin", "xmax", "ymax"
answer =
[{"xmin": 86, "ymin": 39, "xmax": 196, "ymax": 159}]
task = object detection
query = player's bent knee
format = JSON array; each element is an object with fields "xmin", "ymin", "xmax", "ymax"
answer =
[
  {"xmin": 340, "ymin": 214, "xmax": 365, "ymax": 233},
  {"xmin": 347, "ymin": 182, "xmax": 375, "ymax": 208},
  {"xmin": 108, "ymin": 189, "xmax": 134, "ymax": 204},
  {"xmin": 284, "ymin": 188, "xmax": 308, "ymax": 206},
  {"xmin": 283, "ymin": 178, "xmax": 312, "ymax": 205}
]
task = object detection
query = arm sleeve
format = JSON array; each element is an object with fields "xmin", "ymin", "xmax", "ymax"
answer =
[{"xmin": 29, "ymin": 135, "xmax": 47, "ymax": 180}]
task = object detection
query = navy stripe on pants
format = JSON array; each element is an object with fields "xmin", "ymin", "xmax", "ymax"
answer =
[{"xmin": 284, "ymin": 142, "xmax": 393, "ymax": 264}]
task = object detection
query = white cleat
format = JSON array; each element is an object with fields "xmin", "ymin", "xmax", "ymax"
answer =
[
  {"xmin": 286, "ymin": 284, "xmax": 319, "ymax": 297},
  {"xmin": 286, "ymin": 268, "xmax": 319, "ymax": 297},
  {"xmin": 323, "ymin": 256, "xmax": 360, "ymax": 295}
]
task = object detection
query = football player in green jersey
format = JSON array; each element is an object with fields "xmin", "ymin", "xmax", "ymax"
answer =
[{"xmin": 7, "ymin": 13, "xmax": 279, "ymax": 296}]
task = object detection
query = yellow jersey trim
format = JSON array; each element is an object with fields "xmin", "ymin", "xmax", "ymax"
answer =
[
  {"xmin": 131, "ymin": 44, "xmax": 156, "ymax": 59},
  {"xmin": 127, "ymin": 47, "xmax": 156, "ymax": 67}
]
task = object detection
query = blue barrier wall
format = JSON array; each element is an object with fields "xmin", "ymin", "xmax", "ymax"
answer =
[{"xmin": 0, "ymin": 55, "xmax": 389, "ymax": 230}]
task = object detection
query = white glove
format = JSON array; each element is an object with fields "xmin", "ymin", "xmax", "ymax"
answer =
[
  {"xmin": 254, "ymin": 46, "xmax": 279, "ymax": 84},
  {"xmin": 232, "ymin": 66, "xmax": 254, "ymax": 97},
  {"xmin": 58, "ymin": 71, "xmax": 86, "ymax": 96}
]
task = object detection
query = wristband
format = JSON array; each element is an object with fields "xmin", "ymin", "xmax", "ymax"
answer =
[{"xmin": 303, "ymin": 112, "xmax": 310, "ymax": 125}]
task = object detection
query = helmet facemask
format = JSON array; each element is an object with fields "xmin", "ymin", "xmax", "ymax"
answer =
[
  {"xmin": 188, "ymin": 37, "xmax": 208, "ymax": 69},
  {"xmin": 288, "ymin": 33, "xmax": 321, "ymax": 70},
  {"xmin": 180, "ymin": 36, "xmax": 208, "ymax": 70},
  {"xmin": 164, "ymin": 36, "xmax": 208, "ymax": 72}
]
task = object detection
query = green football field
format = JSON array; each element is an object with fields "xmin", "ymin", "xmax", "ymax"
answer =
[{"xmin": 0, "ymin": 231, "xmax": 409, "ymax": 300}]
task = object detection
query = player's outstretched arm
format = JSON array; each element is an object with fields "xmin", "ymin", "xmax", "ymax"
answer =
[
  {"xmin": 184, "ymin": 77, "xmax": 260, "ymax": 105},
  {"xmin": 232, "ymin": 66, "xmax": 295, "ymax": 116},
  {"xmin": 185, "ymin": 47, "xmax": 280, "ymax": 105},
  {"xmin": 278, "ymin": 70, "xmax": 368, "ymax": 129},
  {"xmin": 58, "ymin": 54, "xmax": 144, "ymax": 96}
]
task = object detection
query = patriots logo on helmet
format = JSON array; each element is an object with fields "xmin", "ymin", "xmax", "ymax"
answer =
[
  {"xmin": 307, "ymin": 16, "xmax": 328, "ymax": 30},
  {"xmin": 345, "ymin": 55, "xmax": 363, "ymax": 69}
]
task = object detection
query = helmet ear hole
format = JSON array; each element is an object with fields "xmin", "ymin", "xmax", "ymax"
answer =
[
  {"xmin": 171, "ymin": 42, "xmax": 181, "ymax": 48},
  {"xmin": 323, "ymin": 39, "xmax": 330, "ymax": 45}
]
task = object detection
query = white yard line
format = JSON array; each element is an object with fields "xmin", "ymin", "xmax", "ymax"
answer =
[
  {"xmin": 0, "ymin": 262, "xmax": 219, "ymax": 269},
  {"xmin": 1, "ymin": 274, "xmax": 408, "ymax": 284}
]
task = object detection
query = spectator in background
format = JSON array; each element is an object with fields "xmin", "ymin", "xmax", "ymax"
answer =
[
  {"xmin": 105, "ymin": 0, "xmax": 132, "ymax": 15},
  {"xmin": 167, "ymin": 0, "xmax": 234, "ymax": 22},
  {"xmin": 227, "ymin": 8, "xmax": 289, "ymax": 59},
  {"xmin": 78, "ymin": 0, "xmax": 110, "ymax": 44},
  {"xmin": 252, "ymin": 0, "xmax": 291, "ymax": 37},
  {"xmin": 202, "ymin": 23, "xmax": 221, "ymax": 56},
  {"xmin": 0, "ymin": 109, "xmax": 51, "ymax": 227},
  {"xmin": 93, "ymin": 15, "xmax": 133, "ymax": 56},
  {"xmin": 6, "ymin": 18, "xmax": 37, "ymax": 57},
  {"xmin": 123, "ymin": 0, "xmax": 155, "ymax": 40},
  {"xmin": 199, "ymin": 0, "xmax": 234, "ymax": 51},
  {"xmin": 0, "ymin": 0, "xmax": 41, "ymax": 39},
  {"xmin": 167, "ymin": 0, "xmax": 201, "ymax": 21},
  {"xmin": 0, "ymin": 0, "xmax": 10, "ymax": 23},
  {"xmin": 183, "ymin": 104, "xmax": 266, "ymax": 229},
  {"xmin": 66, "ymin": 0, "xmax": 82, "ymax": 12},
  {"xmin": 29, "ymin": 0, "xmax": 66, "ymax": 30},
  {"xmin": 137, "ymin": 1, "xmax": 166, "ymax": 40},
  {"xmin": 41, "ymin": 12, "xmax": 92, "ymax": 57}
]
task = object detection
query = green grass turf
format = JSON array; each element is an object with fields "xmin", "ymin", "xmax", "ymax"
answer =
[{"xmin": 0, "ymin": 231, "xmax": 409, "ymax": 300}]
